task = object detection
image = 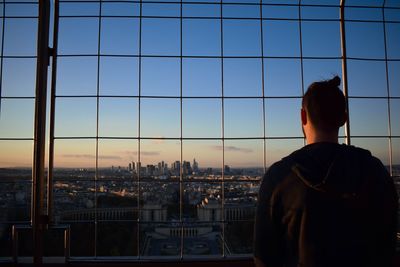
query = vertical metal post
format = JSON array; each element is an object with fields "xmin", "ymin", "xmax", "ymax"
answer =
[
  {"xmin": 381, "ymin": 1, "xmax": 394, "ymax": 176},
  {"xmin": 32, "ymin": 0, "xmax": 51, "ymax": 265},
  {"xmin": 219, "ymin": 0, "xmax": 225, "ymax": 258},
  {"xmin": 12, "ymin": 225, "xmax": 18, "ymax": 263},
  {"xmin": 340, "ymin": 0, "xmax": 351, "ymax": 145},
  {"xmin": 48, "ymin": 0, "xmax": 59, "ymax": 226}
]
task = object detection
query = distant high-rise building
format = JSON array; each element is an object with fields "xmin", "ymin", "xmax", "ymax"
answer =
[
  {"xmin": 193, "ymin": 158, "xmax": 199, "ymax": 173},
  {"xmin": 172, "ymin": 161, "xmax": 180, "ymax": 175},
  {"xmin": 183, "ymin": 161, "xmax": 192, "ymax": 175},
  {"xmin": 224, "ymin": 165, "xmax": 231, "ymax": 174}
]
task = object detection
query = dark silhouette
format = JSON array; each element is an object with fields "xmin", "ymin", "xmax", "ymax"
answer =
[{"xmin": 254, "ymin": 76, "xmax": 398, "ymax": 267}]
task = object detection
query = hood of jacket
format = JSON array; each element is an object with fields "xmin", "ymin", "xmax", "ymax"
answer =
[{"xmin": 285, "ymin": 142, "xmax": 372, "ymax": 198}]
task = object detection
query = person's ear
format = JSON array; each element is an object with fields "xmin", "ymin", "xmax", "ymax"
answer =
[{"xmin": 301, "ymin": 108, "xmax": 307, "ymax": 126}]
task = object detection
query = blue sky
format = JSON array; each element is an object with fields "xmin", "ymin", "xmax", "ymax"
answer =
[{"xmin": 0, "ymin": 2, "xmax": 399, "ymax": 168}]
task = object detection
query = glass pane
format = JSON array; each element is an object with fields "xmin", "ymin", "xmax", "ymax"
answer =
[
  {"xmin": 301, "ymin": 0, "xmax": 339, "ymax": 4},
  {"xmin": 57, "ymin": 56, "xmax": 98, "ymax": 96},
  {"xmin": 58, "ymin": 18, "xmax": 99, "ymax": 55},
  {"xmin": 388, "ymin": 61, "xmax": 400, "ymax": 97},
  {"xmin": 2, "ymin": 58, "xmax": 36, "ymax": 97},
  {"xmin": 302, "ymin": 59, "xmax": 342, "ymax": 90},
  {"xmin": 264, "ymin": 59, "xmax": 302, "ymax": 96},
  {"xmin": 0, "ymin": 99, "xmax": 34, "ymax": 139},
  {"xmin": 140, "ymin": 182, "xmax": 179, "ymax": 221},
  {"xmin": 60, "ymin": 2, "xmax": 100, "ymax": 16},
  {"xmin": 139, "ymin": 140, "xmax": 181, "ymax": 177},
  {"xmin": 183, "ymin": 99, "xmax": 221, "ymax": 138},
  {"xmin": 53, "ymin": 139, "xmax": 96, "ymax": 172},
  {"xmin": 223, "ymin": 4, "xmax": 260, "ymax": 18},
  {"xmin": 351, "ymin": 138, "xmax": 390, "ymax": 166},
  {"xmin": 263, "ymin": 20, "xmax": 300, "ymax": 57},
  {"xmin": 349, "ymin": 98, "xmax": 389, "ymax": 136},
  {"xmin": 224, "ymin": 99, "xmax": 264, "ymax": 138},
  {"xmin": 301, "ymin": 6, "xmax": 339, "ymax": 20},
  {"xmin": 182, "ymin": 4, "xmax": 219, "ymax": 17},
  {"xmin": 97, "ymin": 222, "xmax": 138, "ymax": 256},
  {"xmin": 223, "ymin": 19, "xmax": 261, "ymax": 56},
  {"xmin": 265, "ymin": 98, "xmax": 302, "ymax": 137},
  {"xmin": 0, "ymin": 224, "xmax": 12, "ymax": 257},
  {"xmin": 182, "ymin": 58, "xmax": 221, "ymax": 97},
  {"xmin": 384, "ymin": 9, "xmax": 400, "ymax": 22},
  {"xmin": 140, "ymin": 99, "xmax": 180, "ymax": 138},
  {"xmin": 183, "ymin": 19, "xmax": 220, "ymax": 56},
  {"xmin": 302, "ymin": 21, "xmax": 341, "ymax": 57},
  {"xmin": 100, "ymin": 57, "xmax": 139, "ymax": 96},
  {"xmin": 224, "ymin": 58, "xmax": 262, "ymax": 97},
  {"xmin": 142, "ymin": 3, "xmax": 180, "ymax": 17},
  {"xmin": 141, "ymin": 58, "xmax": 180, "ymax": 96},
  {"xmin": 97, "ymin": 181, "xmax": 138, "ymax": 219},
  {"xmin": 69, "ymin": 222, "xmax": 95, "ymax": 257},
  {"xmin": 5, "ymin": 3, "xmax": 38, "ymax": 17},
  {"xmin": 347, "ymin": 60, "xmax": 387, "ymax": 97},
  {"xmin": 183, "ymin": 222, "xmax": 223, "ymax": 256},
  {"xmin": 225, "ymin": 220, "xmax": 254, "ymax": 254},
  {"xmin": 140, "ymin": 222, "xmax": 181, "ymax": 258},
  {"xmin": 141, "ymin": 18, "xmax": 180, "ymax": 56},
  {"xmin": 346, "ymin": 0, "xmax": 384, "ymax": 7},
  {"xmin": 263, "ymin": 5, "xmax": 298, "ymax": 19},
  {"xmin": 99, "ymin": 98, "xmax": 138, "ymax": 137},
  {"xmin": 182, "ymin": 140, "xmax": 223, "ymax": 179},
  {"xmin": 55, "ymin": 97, "xmax": 97, "ymax": 137},
  {"xmin": 4, "ymin": 18, "xmax": 37, "ymax": 56},
  {"xmin": 266, "ymin": 139, "xmax": 303, "ymax": 167},
  {"xmin": 390, "ymin": 99, "xmax": 400, "ymax": 137},
  {"xmin": 346, "ymin": 22, "xmax": 385, "ymax": 59},
  {"xmin": 0, "ymin": 181, "xmax": 31, "ymax": 222},
  {"xmin": 54, "ymin": 180, "xmax": 95, "ymax": 222},
  {"xmin": 102, "ymin": 2, "xmax": 139, "ymax": 16},
  {"xmin": 186, "ymin": 182, "xmax": 222, "ymax": 220},
  {"xmin": 386, "ymin": 23, "xmax": 400, "ymax": 60},
  {"xmin": 345, "ymin": 7, "xmax": 382, "ymax": 21},
  {"xmin": 98, "ymin": 139, "xmax": 138, "ymax": 177},
  {"xmin": 0, "ymin": 140, "xmax": 33, "ymax": 169},
  {"xmin": 101, "ymin": 18, "xmax": 139, "ymax": 56},
  {"xmin": 224, "ymin": 139, "xmax": 264, "ymax": 170}
]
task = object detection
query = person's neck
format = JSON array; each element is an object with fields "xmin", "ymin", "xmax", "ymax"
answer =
[{"xmin": 306, "ymin": 130, "xmax": 339, "ymax": 145}]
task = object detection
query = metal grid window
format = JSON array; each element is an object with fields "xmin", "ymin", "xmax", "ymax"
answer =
[
  {"xmin": 0, "ymin": 0, "xmax": 38, "ymax": 258},
  {"xmin": 0, "ymin": 0, "xmax": 399, "ymax": 263}
]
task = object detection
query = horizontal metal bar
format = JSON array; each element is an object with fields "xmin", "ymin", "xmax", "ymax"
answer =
[
  {"xmin": 55, "ymin": 54, "xmax": 400, "ymax": 61},
  {"xmin": 56, "ymin": 0, "xmax": 400, "ymax": 9}
]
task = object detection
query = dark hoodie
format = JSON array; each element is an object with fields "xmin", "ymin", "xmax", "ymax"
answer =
[{"xmin": 254, "ymin": 143, "xmax": 398, "ymax": 267}]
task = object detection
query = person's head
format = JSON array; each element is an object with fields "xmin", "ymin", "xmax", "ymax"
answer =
[{"xmin": 301, "ymin": 76, "xmax": 347, "ymax": 143}]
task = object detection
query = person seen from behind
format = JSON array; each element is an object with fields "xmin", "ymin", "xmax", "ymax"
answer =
[{"xmin": 254, "ymin": 76, "xmax": 398, "ymax": 267}]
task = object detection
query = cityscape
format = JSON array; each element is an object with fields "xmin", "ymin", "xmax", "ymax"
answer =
[
  {"xmin": 0, "ymin": 159, "xmax": 264, "ymax": 257},
  {"xmin": 1, "ymin": 161, "xmax": 399, "ymax": 258}
]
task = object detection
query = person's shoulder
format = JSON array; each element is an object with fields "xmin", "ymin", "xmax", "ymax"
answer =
[
  {"xmin": 343, "ymin": 144, "xmax": 386, "ymax": 171},
  {"xmin": 263, "ymin": 148, "xmax": 304, "ymax": 182}
]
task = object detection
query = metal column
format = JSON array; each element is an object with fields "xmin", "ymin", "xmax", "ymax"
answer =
[
  {"xmin": 340, "ymin": 0, "xmax": 351, "ymax": 145},
  {"xmin": 32, "ymin": 0, "xmax": 51, "ymax": 265}
]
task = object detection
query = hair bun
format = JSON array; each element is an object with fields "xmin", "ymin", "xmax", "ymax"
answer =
[{"xmin": 328, "ymin": 76, "xmax": 341, "ymax": 87}]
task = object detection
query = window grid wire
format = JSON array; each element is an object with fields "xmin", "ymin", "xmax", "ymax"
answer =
[
  {"xmin": 0, "ymin": 0, "xmax": 398, "ymax": 260},
  {"xmin": 137, "ymin": 0, "xmax": 143, "ymax": 258},
  {"xmin": 94, "ymin": 0, "xmax": 103, "ymax": 257},
  {"xmin": 220, "ymin": 0, "xmax": 225, "ymax": 257},
  {"xmin": 45, "ymin": 3, "xmax": 400, "ymax": 257},
  {"xmin": 382, "ymin": 1, "xmax": 394, "ymax": 176},
  {"xmin": 179, "ymin": 0, "xmax": 184, "ymax": 259}
]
